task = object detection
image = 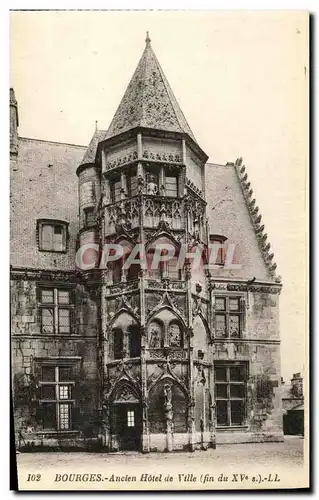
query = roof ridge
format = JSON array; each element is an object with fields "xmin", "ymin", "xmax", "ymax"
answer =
[{"xmin": 233, "ymin": 157, "xmax": 281, "ymax": 283}]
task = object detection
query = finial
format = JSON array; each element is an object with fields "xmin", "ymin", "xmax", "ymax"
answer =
[
  {"xmin": 145, "ymin": 31, "xmax": 151, "ymax": 46},
  {"xmin": 95, "ymin": 120, "xmax": 98, "ymax": 131}
]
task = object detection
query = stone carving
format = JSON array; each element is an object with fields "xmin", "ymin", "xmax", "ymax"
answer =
[
  {"xmin": 168, "ymin": 323, "xmax": 182, "ymax": 347},
  {"xmin": 147, "ymin": 176, "xmax": 158, "ymax": 195},
  {"xmin": 105, "ymin": 151, "xmax": 138, "ymax": 171},
  {"xmin": 148, "ymin": 322, "xmax": 162, "ymax": 348},
  {"xmin": 235, "ymin": 157, "xmax": 279, "ymax": 280},
  {"xmin": 115, "ymin": 384, "xmax": 139, "ymax": 403},
  {"xmin": 164, "ymin": 383, "xmax": 172, "ymax": 406},
  {"xmin": 186, "ymin": 178, "xmax": 204, "ymax": 199}
]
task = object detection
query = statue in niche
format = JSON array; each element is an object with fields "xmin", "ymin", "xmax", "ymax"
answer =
[
  {"xmin": 168, "ymin": 323, "xmax": 181, "ymax": 347},
  {"xmin": 164, "ymin": 383, "xmax": 172, "ymax": 406},
  {"xmin": 147, "ymin": 175, "xmax": 158, "ymax": 196},
  {"xmin": 148, "ymin": 322, "xmax": 162, "ymax": 348}
]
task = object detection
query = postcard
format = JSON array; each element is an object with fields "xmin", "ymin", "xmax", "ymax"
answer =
[{"xmin": 10, "ymin": 10, "xmax": 309, "ymax": 491}]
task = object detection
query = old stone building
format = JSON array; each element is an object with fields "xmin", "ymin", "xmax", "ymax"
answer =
[{"xmin": 11, "ymin": 34, "xmax": 284, "ymax": 452}]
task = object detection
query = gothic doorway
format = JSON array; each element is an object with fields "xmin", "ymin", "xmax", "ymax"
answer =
[
  {"xmin": 110, "ymin": 383, "xmax": 142, "ymax": 451},
  {"xmin": 112, "ymin": 403, "xmax": 142, "ymax": 451}
]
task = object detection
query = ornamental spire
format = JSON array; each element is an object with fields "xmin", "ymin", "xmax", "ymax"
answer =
[{"xmin": 145, "ymin": 31, "xmax": 151, "ymax": 46}]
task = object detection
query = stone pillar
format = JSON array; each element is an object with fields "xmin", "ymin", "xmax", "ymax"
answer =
[
  {"xmin": 209, "ymin": 401, "xmax": 216, "ymax": 449},
  {"xmin": 164, "ymin": 384, "xmax": 173, "ymax": 452},
  {"xmin": 137, "ymin": 133, "xmax": 143, "ymax": 159}
]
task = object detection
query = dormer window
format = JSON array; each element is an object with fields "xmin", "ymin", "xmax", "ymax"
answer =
[{"xmin": 37, "ymin": 219, "xmax": 68, "ymax": 252}]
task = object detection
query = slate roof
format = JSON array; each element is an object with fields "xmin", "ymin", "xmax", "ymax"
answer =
[
  {"xmin": 104, "ymin": 35, "xmax": 197, "ymax": 142},
  {"xmin": 10, "ymin": 137, "xmax": 86, "ymax": 270},
  {"xmin": 81, "ymin": 129, "xmax": 106, "ymax": 164}
]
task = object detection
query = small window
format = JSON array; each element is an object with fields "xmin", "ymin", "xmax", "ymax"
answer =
[
  {"xmin": 110, "ymin": 177, "xmax": 121, "ymax": 203},
  {"xmin": 209, "ymin": 234, "xmax": 227, "ymax": 266},
  {"xmin": 127, "ymin": 410, "xmax": 135, "ymax": 427},
  {"xmin": 37, "ymin": 219, "xmax": 68, "ymax": 252},
  {"xmin": 84, "ymin": 207, "xmax": 95, "ymax": 227},
  {"xmin": 165, "ymin": 175, "xmax": 178, "ymax": 197}
]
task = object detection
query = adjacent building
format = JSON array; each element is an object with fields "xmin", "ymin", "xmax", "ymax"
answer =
[{"xmin": 11, "ymin": 34, "xmax": 284, "ymax": 452}]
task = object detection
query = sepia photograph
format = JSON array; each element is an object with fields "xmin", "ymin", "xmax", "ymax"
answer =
[{"xmin": 9, "ymin": 10, "xmax": 309, "ymax": 490}]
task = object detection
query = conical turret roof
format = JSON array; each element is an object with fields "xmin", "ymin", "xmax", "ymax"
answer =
[{"xmin": 104, "ymin": 33, "xmax": 197, "ymax": 142}]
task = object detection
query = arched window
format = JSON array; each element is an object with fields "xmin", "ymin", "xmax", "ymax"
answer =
[
  {"xmin": 112, "ymin": 328, "xmax": 123, "ymax": 360},
  {"xmin": 128, "ymin": 325, "xmax": 141, "ymax": 358}
]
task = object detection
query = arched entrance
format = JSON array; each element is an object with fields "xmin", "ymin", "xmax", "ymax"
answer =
[{"xmin": 110, "ymin": 383, "xmax": 142, "ymax": 451}]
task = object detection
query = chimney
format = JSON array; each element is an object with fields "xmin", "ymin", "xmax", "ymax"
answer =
[
  {"xmin": 291, "ymin": 372, "xmax": 303, "ymax": 398},
  {"xmin": 10, "ymin": 88, "xmax": 19, "ymax": 157}
]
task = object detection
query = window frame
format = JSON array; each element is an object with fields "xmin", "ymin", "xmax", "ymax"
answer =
[
  {"xmin": 38, "ymin": 286, "xmax": 74, "ymax": 335},
  {"xmin": 214, "ymin": 295, "xmax": 245, "ymax": 339},
  {"xmin": 38, "ymin": 365, "xmax": 76, "ymax": 432},
  {"xmin": 110, "ymin": 176, "xmax": 122, "ymax": 203},
  {"xmin": 164, "ymin": 173, "xmax": 179, "ymax": 198},
  {"xmin": 84, "ymin": 206, "xmax": 95, "ymax": 227},
  {"xmin": 214, "ymin": 362, "xmax": 248, "ymax": 427},
  {"xmin": 37, "ymin": 219, "xmax": 69, "ymax": 253}
]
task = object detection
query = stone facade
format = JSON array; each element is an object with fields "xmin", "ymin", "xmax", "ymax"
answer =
[{"xmin": 10, "ymin": 35, "xmax": 284, "ymax": 452}]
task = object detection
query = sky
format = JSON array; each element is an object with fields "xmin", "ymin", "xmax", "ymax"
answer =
[{"xmin": 10, "ymin": 10, "xmax": 308, "ymax": 381}]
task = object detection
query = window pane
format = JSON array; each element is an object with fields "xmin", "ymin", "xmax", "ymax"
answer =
[
  {"xmin": 216, "ymin": 400, "xmax": 228, "ymax": 426},
  {"xmin": 229, "ymin": 315, "xmax": 240, "ymax": 337},
  {"xmin": 230, "ymin": 365, "xmax": 246, "ymax": 382},
  {"xmin": 216, "ymin": 384, "xmax": 228, "ymax": 398},
  {"xmin": 231, "ymin": 400, "xmax": 244, "ymax": 425},
  {"xmin": 58, "ymin": 290, "xmax": 70, "ymax": 305},
  {"xmin": 41, "ymin": 289, "xmax": 54, "ymax": 304},
  {"xmin": 165, "ymin": 176, "xmax": 178, "ymax": 197},
  {"xmin": 230, "ymin": 384, "xmax": 245, "ymax": 399},
  {"xmin": 59, "ymin": 403, "xmax": 71, "ymax": 430},
  {"xmin": 229, "ymin": 298, "xmax": 240, "ymax": 311},
  {"xmin": 42, "ymin": 366, "xmax": 55, "ymax": 382},
  {"xmin": 53, "ymin": 227, "xmax": 64, "ymax": 251},
  {"xmin": 127, "ymin": 410, "xmax": 135, "ymax": 427},
  {"xmin": 42, "ymin": 224, "xmax": 54, "ymax": 250},
  {"xmin": 58, "ymin": 309, "xmax": 70, "ymax": 333},
  {"xmin": 215, "ymin": 298, "xmax": 226, "ymax": 311},
  {"xmin": 215, "ymin": 314, "xmax": 226, "ymax": 338},
  {"xmin": 59, "ymin": 367, "xmax": 73, "ymax": 381},
  {"xmin": 59, "ymin": 385, "xmax": 71, "ymax": 400},
  {"xmin": 43, "ymin": 402, "xmax": 57, "ymax": 429},
  {"xmin": 41, "ymin": 385, "xmax": 56, "ymax": 399},
  {"xmin": 215, "ymin": 366, "xmax": 227, "ymax": 382},
  {"xmin": 41, "ymin": 308, "xmax": 54, "ymax": 333}
]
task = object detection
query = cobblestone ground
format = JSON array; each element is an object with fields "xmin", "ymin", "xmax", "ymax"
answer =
[
  {"xmin": 16, "ymin": 437, "xmax": 307, "ymax": 490},
  {"xmin": 17, "ymin": 436, "xmax": 304, "ymax": 469}
]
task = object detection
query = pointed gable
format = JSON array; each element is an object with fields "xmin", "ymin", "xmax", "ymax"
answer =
[{"xmin": 104, "ymin": 33, "xmax": 196, "ymax": 142}]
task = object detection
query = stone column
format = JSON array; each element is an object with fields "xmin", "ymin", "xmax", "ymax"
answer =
[{"xmin": 164, "ymin": 384, "xmax": 173, "ymax": 452}]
